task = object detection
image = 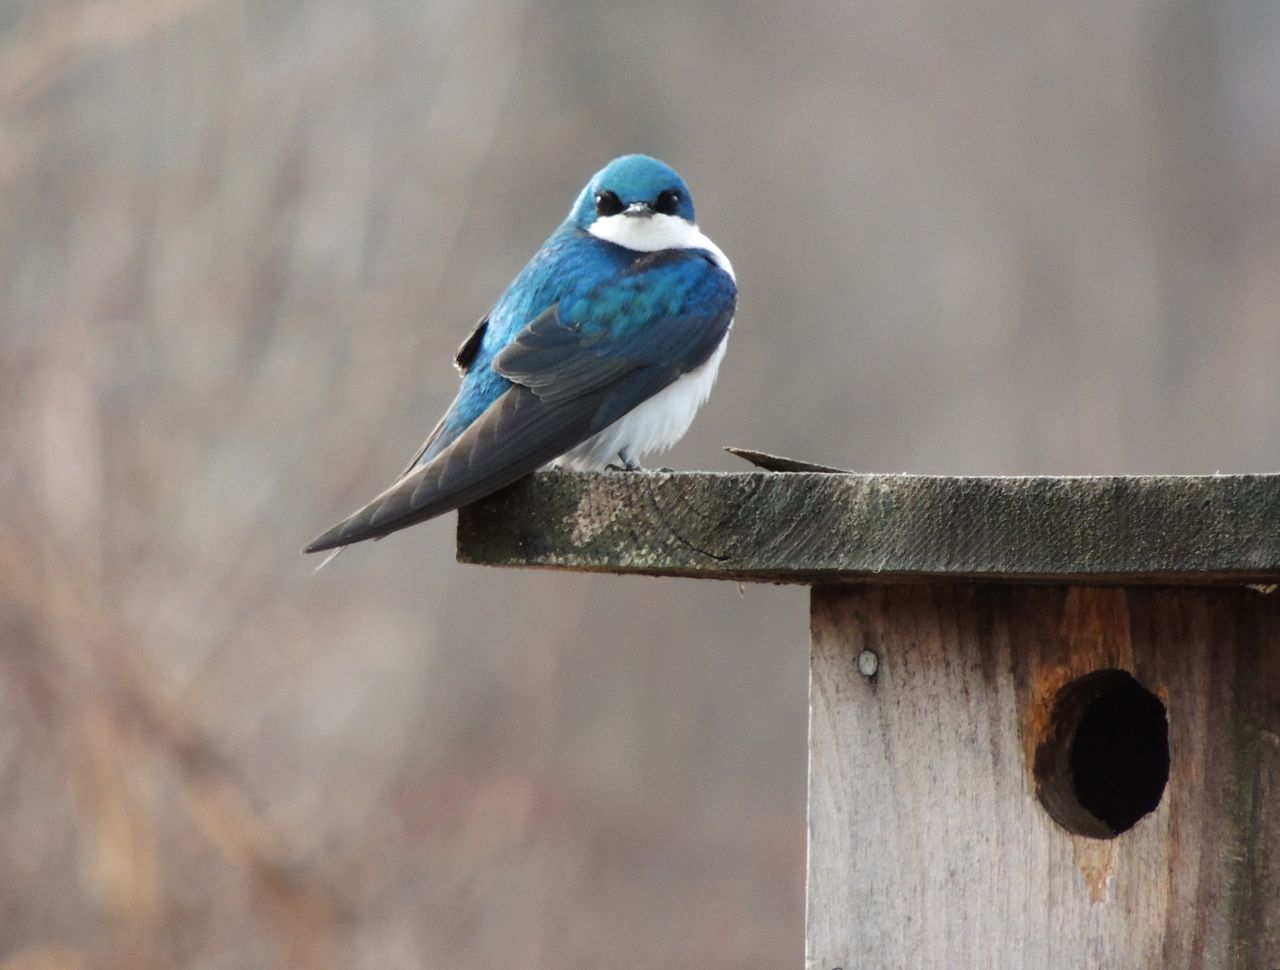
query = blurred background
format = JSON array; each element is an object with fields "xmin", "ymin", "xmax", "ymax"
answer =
[{"xmin": 2, "ymin": 0, "xmax": 1278, "ymax": 967}]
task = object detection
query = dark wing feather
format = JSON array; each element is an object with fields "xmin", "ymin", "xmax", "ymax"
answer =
[
  {"xmin": 303, "ymin": 382, "xmax": 613, "ymax": 551},
  {"xmin": 303, "ymin": 251, "xmax": 735, "ymax": 553},
  {"xmin": 490, "ymin": 305, "xmax": 636, "ymax": 402},
  {"xmin": 393, "ymin": 412, "xmax": 449, "ymax": 481},
  {"xmin": 454, "ymin": 315, "xmax": 489, "ymax": 373}
]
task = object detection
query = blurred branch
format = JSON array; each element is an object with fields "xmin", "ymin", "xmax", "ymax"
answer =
[
  {"xmin": 0, "ymin": 0, "xmax": 216, "ymax": 110},
  {"xmin": 0, "ymin": 512, "xmax": 349, "ymax": 968}
]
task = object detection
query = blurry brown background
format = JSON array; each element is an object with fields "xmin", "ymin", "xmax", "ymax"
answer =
[{"xmin": 2, "ymin": 1, "xmax": 1278, "ymax": 967}]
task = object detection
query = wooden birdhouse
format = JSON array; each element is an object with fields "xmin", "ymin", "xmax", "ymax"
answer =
[{"xmin": 457, "ymin": 458, "xmax": 1280, "ymax": 970}]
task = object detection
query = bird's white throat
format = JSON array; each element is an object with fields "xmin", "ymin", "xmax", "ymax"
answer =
[{"xmin": 589, "ymin": 213, "xmax": 735, "ymax": 279}]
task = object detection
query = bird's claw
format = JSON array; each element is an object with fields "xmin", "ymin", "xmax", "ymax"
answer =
[{"xmin": 606, "ymin": 450, "xmax": 643, "ymax": 472}]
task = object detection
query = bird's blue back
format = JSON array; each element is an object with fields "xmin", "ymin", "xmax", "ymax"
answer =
[{"xmin": 419, "ymin": 223, "xmax": 712, "ymax": 466}]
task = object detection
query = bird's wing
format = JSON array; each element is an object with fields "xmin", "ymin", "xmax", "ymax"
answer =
[{"xmin": 303, "ymin": 250, "xmax": 735, "ymax": 553}]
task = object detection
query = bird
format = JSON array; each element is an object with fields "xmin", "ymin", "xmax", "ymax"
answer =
[{"xmin": 304, "ymin": 154, "xmax": 737, "ymax": 556}]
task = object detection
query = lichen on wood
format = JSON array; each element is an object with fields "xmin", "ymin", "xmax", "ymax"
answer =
[{"xmin": 457, "ymin": 470, "xmax": 1280, "ymax": 585}]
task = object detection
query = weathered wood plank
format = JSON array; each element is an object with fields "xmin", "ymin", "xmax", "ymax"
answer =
[
  {"xmin": 457, "ymin": 471, "xmax": 1280, "ymax": 584},
  {"xmin": 805, "ymin": 584, "xmax": 1280, "ymax": 970}
]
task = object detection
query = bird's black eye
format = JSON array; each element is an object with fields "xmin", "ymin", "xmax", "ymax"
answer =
[
  {"xmin": 654, "ymin": 189, "xmax": 681, "ymax": 216},
  {"xmin": 595, "ymin": 191, "xmax": 624, "ymax": 216}
]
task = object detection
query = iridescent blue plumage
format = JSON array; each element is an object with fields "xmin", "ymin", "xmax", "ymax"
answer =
[
  {"xmin": 416, "ymin": 228, "xmax": 642, "ymax": 465},
  {"xmin": 305, "ymin": 154, "xmax": 736, "ymax": 554}
]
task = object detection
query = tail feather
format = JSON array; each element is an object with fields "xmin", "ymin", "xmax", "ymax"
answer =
[
  {"xmin": 302, "ymin": 383, "xmax": 604, "ymax": 554},
  {"xmin": 311, "ymin": 545, "xmax": 347, "ymax": 571}
]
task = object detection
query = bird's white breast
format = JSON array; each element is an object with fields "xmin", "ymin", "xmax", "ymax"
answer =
[
  {"xmin": 551, "ymin": 336, "xmax": 729, "ymax": 470},
  {"xmin": 552, "ymin": 215, "xmax": 734, "ymax": 470}
]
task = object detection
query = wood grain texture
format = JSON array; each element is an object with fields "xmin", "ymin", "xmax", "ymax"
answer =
[
  {"xmin": 806, "ymin": 584, "xmax": 1280, "ymax": 970},
  {"xmin": 456, "ymin": 471, "xmax": 1280, "ymax": 585}
]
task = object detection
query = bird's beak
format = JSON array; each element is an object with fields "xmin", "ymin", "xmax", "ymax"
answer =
[{"xmin": 622, "ymin": 202, "xmax": 655, "ymax": 219}]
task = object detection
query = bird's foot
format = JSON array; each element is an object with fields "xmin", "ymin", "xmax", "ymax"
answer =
[{"xmin": 606, "ymin": 449, "xmax": 643, "ymax": 472}]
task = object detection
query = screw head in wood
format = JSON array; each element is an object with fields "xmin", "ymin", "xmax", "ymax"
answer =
[{"xmin": 857, "ymin": 649, "xmax": 879, "ymax": 678}]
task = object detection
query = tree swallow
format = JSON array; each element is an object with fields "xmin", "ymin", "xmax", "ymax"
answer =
[{"xmin": 304, "ymin": 154, "xmax": 736, "ymax": 555}]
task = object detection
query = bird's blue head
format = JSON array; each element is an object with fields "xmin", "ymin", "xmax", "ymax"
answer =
[{"xmin": 568, "ymin": 154, "xmax": 697, "ymax": 238}]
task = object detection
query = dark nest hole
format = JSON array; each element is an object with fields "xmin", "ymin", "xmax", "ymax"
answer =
[{"xmin": 1033, "ymin": 669, "xmax": 1170, "ymax": 838}]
